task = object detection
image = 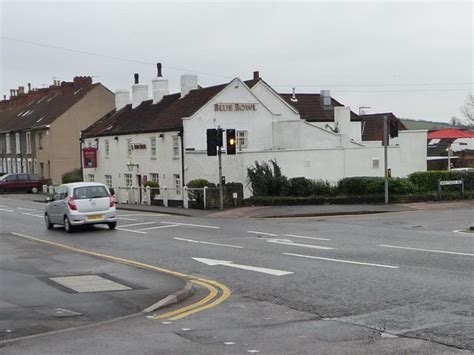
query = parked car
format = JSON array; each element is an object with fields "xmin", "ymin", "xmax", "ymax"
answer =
[
  {"xmin": 44, "ymin": 182, "xmax": 117, "ymax": 232},
  {"xmin": 0, "ymin": 173, "xmax": 43, "ymax": 193}
]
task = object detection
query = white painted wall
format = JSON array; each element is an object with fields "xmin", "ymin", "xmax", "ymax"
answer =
[{"xmin": 83, "ymin": 130, "xmax": 182, "ymax": 202}]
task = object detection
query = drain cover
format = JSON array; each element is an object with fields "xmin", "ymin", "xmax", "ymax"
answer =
[
  {"xmin": 36, "ymin": 308, "xmax": 82, "ymax": 317},
  {"xmin": 49, "ymin": 275, "xmax": 132, "ymax": 293}
]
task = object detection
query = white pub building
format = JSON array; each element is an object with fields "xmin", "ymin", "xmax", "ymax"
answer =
[{"xmin": 82, "ymin": 64, "xmax": 427, "ymax": 205}]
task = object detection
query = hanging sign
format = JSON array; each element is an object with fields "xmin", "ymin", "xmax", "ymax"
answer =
[{"xmin": 82, "ymin": 147, "xmax": 97, "ymax": 168}]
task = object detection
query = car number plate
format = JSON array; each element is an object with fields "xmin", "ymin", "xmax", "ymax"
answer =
[{"xmin": 86, "ymin": 215, "xmax": 104, "ymax": 221}]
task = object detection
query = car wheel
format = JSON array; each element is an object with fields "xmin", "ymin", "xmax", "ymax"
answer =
[
  {"xmin": 44, "ymin": 214, "xmax": 54, "ymax": 229},
  {"xmin": 108, "ymin": 222, "xmax": 117, "ymax": 230},
  {"xmin": 64, "ymin": 216, "xmax": 74, "ymax": 233},
  {"xmin": 32, "ymin": 187, "xmax": 39, "ymax": 194}
]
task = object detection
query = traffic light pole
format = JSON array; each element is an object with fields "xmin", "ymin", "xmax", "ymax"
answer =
[{"xmin": 218, "ymin": 145, "xmax": 224, "ymax": 210}]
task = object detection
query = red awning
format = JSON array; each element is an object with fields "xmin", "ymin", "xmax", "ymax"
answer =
[{"xmin": 427, "ymin": 128, "xmax": 474, "ymax": 140}]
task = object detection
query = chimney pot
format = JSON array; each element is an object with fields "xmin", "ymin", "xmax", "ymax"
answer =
[
  {"xmin": 28, "ymin": 83, "xmax": 32, "ymax": 92},
  {"xmin": 253, "ymin": 71, "xmax": 260, "ymax": 80},
  {"xmin": 134, "ymin": 73, "xmax": 139, "ymax": 84},
  {"xmin": 157, "ymin": 63, "xmax": 163, "ymax": 77}
]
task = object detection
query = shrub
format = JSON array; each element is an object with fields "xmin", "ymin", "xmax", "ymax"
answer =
[
  {"xmin": 246, "ymin": 160, "xmax": 289, "ymax": 196},
  {"xmin": 309, "ymin": 179, "xmax": 337, "ymax": 196},
  {"xmin": 452, "ymin": 170, "xmax": 474, "ymax": 190},
  {"xmin": 144, "ymin": 181, "xmax": 160, "ymax": 199},
  {"xmin": 288, "ymin": 177, "xmax": 313, "ymax": 197},
  {"xmin": 61, "ymin": 169, "xmax": 83, "ymax": 184},
  {"xmin": 338, "ymin": 176, "xmax": 417, "ymax": 195},
  {"xmin": 408, "ymin": 171, "xmax": 457, "ymax": 191},
  {"xmin": 186, "ymin": 179, "xmax": 215, "ymax": 206}
]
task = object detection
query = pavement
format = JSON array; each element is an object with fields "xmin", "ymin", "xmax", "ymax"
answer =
[{"xmin": 0, "ymin": 232, "xmax": 190, "ymax": 342}]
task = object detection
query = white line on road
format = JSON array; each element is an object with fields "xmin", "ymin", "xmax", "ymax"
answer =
[
  {"xmin": 116, "ymin": 228, "xmax": 148, "ymax": 234},
  {"xmin": 266, "ymin": 238, "xmax": 334, "ymax": 250},
  {"xmin": 22, "ymin": 212, "xmax": 43, "ymax": 218},
  {"xmin": 452, "ymin": 229, "xmax": 474, "ymax": 236},
  {"xmin": 283, "ymin": 252, "xmax": 399, "ymax": 269},
  {"xmin": 16, "ymin": 207, "xmax": 38, "ymax": 211},
  {"xmin": 116, "ymin": 213, "xmax": 166, "ymax": 217},
  {"xmin": 117, "ymin": 221, "xmax": 157, "ymax": 228},
  {"xmin": 161, "ymin": 221, "xmax": 220, "ymax": 229},
  {"xmin": 174, "ymin": 237, "xmax": 243, "ymax": 249},
  {"xmin": 193, "ymin": 257, "xmax": 293, "ymax": 276},
  {"xmin": 379, "ymin": 244, "xmax": 474, "ymax": 257},
  {"xmin": 284, "ymin": 234, "xmax": 331, "ymax": 241},
  {"xmin": 138, "ymin": 224, "xmax": 179, "ymax": 231},
  {"xmin": 0, "ymin": 208, "xmax": 14, "ymax": 212},
  {"xmin": 115, "ymin": 217, "xmax": 139, "ymax": 221},
  {"xmin": 248, "ymin": 231, "xmax": 278, "ymax": 236}
]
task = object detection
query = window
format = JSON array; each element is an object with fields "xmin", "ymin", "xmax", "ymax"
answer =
[
  {"xmin": 105, "ymin": 175, "xmax": 113, "ymax": 188},
  {"xmin": 6, "ymin": 134, "xmax": 10, "ymax": 154},
  {"xmin": 104, "ymin": 139, "xmax": 110, "ymax": 158},
  {"xmin": 38, "ymin": 132, "xmax": 43, "ymax": 150},
  {"xmin": 127, "ymin": 139, "xmax": 132, "ymax": 157},
  {"xmin": 73, "ymin": 186, "xmax": 108, "ymax": 200},
  {"xmin": 18, "ymin": 174, "xmax": 29, "ymax": 181},
  {"xmin": 87, "ymin": 174, "xmax": 95, "ymax": 182},
  {"xmin": 15, "ymin": 133, "xmax": 20, "ymax": 154},
  {"xmin": 172, "ymin": 136, "xmax": 180, "ymax": 159},
  {"xmin": 26, "ymin": 132, "xmax": 32, "ymax": 154},
  {"xmin": 125, "ymin": 173, "xmax": 132, "ymax": 187},
  {"xmin": 174, "ymin": 174, "xmax": 181, "ymax": 194},
  {"xmin": 237, "ymin": 130, "xmax": 248, "ymax": 149},
  {"xmin": 372, "ymin": 158, "xmax": 380, "ymax": 169},
  {"xmin": 150, "ymin": 137, "xmax": 157, "ymax": 158},
  {"xmin": 150, "ymin": 173, "xmax": 159, "ymax": 184}
]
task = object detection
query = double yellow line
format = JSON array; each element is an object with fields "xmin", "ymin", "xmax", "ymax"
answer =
[{"xmin": 10, "ymin": 232, "xmax": 231, "ymax": 321}]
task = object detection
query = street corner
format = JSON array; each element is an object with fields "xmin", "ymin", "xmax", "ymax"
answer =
[{"xmin": 0, "ymin": 232, "xmax": 190, "ymax": 343}]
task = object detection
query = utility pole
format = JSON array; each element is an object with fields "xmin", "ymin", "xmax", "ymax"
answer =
[{"xmin": 383, "ymin": 115, "xmax": 389, "ymax": 204}]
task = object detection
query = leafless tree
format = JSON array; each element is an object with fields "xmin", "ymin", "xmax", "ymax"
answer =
[{"xmin": 460, "ymin": 94, "xmax": 474, "ymax": 123}]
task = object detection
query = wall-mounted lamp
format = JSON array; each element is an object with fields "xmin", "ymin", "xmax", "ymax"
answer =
[
  {"xmin": 126, "ymin": 160, "xmax": 139, "ymax": 172},
  {"xmin": 114, "ymin": 136, "xmax": 119, "ymax": 141},
  {"xmin": 159, "ymin": 133, "xmax": 164, "ymax": 138}
]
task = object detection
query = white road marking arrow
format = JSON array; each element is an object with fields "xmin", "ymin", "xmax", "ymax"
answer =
[{"xmin": 192, "ymin": 257, "xmax": 293, "ymax": 276}]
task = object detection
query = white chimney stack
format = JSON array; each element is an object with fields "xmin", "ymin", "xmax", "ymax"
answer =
[
  {"xmin": 132, "ymin": 73, "xmax": 149, "ymax": 108},
  {"xmin": 152, "ymin": 63, "xmax": 169, "ymax": 104},
  {"xmin": 115, "ymin": 89, "xmax": 131, "ymax": 111},
  {"xmin": 180, "ymin": 74, "xmax": 198, "ymax": 97}
]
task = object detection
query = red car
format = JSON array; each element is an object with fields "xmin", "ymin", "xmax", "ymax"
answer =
[{"xmin": 0, "ymin": 173, "xmax": 43, "ymax": 193}]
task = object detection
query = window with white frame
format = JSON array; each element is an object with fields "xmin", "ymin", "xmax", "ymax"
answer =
[
  {"xmin": 124, "ymin": 173, "xmax": 132, "ymax": 187},
  {"xmin": 104, "ymin": 139, "xmax": 110, "ymax": 158},
  {"xmin": 88, "ymin": 174, "xmax": 95, "ymax": 182},
  {"xmin": 172, "ymin": 136, "xmax": 180, "ymax": 159},
  {"xmin": 26, "ymin": 132, "xmax": 32, "ymax": 154},
  {"xmin": 5, "ymin": 134, "xmax": 10, "ymax": 154},
  {"xmin": 105, "ymin": 175, "xmax": 113, "ymax": 188},
  {"xmin": 37, "ymin": 132, "xmax": 43, "ymax": 150},
  {"xmin": 174, "ymin": 174, "xmax": 181, "ymax": 194},
  {"xmin": 237, "ymin": 130, "xmax": 248, "ymax": 150},
  {"xmin": 150, "ymin": 137, "xmax": 157, "ymax": 158},
  {"xmin": 150, "ymin": 173, "xmax": 159, "ymax": 184},
  {"xmin": 15, "ymin": 133, "xmax": 20, "ymax": 154},
  {"xmin": 127, "ymin": 139, "xmax": 132, "ymax": 157}
]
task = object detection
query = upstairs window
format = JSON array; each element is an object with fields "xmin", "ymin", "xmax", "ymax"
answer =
[
  {"xmin": 127, "ymin": 139, "xmax": 132, "ymax": 157},
  {"xmin": 172, "ymin": 136, "xmax": 180, "ymax": 159},
  {"xmin": 150, "ymin": 137, "xmax": 157, "ymax": 158},
  {"xmin": 26, "ymin": 132, "xmax": 32, "ymax": 154},
  {"xmin": 104, "ymin": 139, "xmax": 110, "ymax": 158},
  {"xmin": 5, "ymin": 134, "xmax": 10, "ymax": 154},
  {"xmin": 237, "ymin": 130, "xmax": 248, "ymax": 150},
  {"xmin": 15, "ymin": 133, "xmax": 20, "ymax": 154},
  {"xmin": 38, "ymin": 132, "xmax": 43, "ymax": 150}
]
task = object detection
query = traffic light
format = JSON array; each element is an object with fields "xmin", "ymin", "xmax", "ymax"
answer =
[
  {"xmin": 226, "ymin": 129, "xmax": 236, "ymax": 155},
  {"xmin": 207, "ymin": 128, "xmax": 223, "ymax": 156},
  {"xmin": 207, "ymin": 129, "xmax": 217, "ymax": 156}
]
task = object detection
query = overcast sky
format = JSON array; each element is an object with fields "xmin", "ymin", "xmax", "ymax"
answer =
[{"xmin": 1, "ymin": 1, "xmax": 472, "ymax": 122}]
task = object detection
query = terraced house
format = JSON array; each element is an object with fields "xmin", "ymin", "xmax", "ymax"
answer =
[{"xmin": 0, "ymin": 77, "xmax": 114, "ymax": 184}]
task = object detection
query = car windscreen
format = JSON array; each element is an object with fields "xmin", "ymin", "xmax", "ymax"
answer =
[{"xmin": 73, "ymin": 186, "xmax": 109, "ymax": 200}]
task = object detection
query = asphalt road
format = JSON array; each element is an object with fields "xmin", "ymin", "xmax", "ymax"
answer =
[{"xmin": 0, "ymin": 196, "xmax": 473, "ymax": 354}]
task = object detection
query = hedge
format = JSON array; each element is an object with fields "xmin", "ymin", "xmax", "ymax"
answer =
[{"xmin": 338, "ymin": 177, "xmax": 417, "ymax": 195}]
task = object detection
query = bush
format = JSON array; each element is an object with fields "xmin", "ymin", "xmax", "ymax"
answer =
[
  {"xmin": 186, "ymin": 179, "xmax": 215, "ymax": 206},
  {"xmin": 408, "ymin": 171, "xmax": 457, "ymax": 191},
  {"xmin": 62, "ymin": 169, "xmax": 83, "ymax": 184},
  {"xmin": 452, "ymin": 170, "xmax": 474, "ymax": 190},
  {"xmin": 246, "ymin": 160, "xmax": 289, "ymax": 196},
  {"xmin": 338, "ymin": 176, "xmax": 417, "ymax": 195},
  {"xmin": 288, "ymin": 177, "xmax": 313, "ymax": 197},
  {"xmin": 144, "ymin": 181, "xmax": 159, "ymax": 199},
  {"xmin": 309, "ymin": 179, "xmax": 337, "ymax": 196}
]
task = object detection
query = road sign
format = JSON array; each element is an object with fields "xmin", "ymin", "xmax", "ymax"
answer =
[{"xmin": 439, "ymin": 180, "xmax": 462, "ymax": 186}]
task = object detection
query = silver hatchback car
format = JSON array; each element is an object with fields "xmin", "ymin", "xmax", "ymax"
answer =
[{"xmin": 44, "ymin": 182, "xmax": 117, "ymax": 232}]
